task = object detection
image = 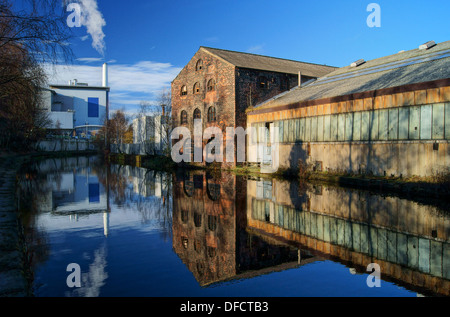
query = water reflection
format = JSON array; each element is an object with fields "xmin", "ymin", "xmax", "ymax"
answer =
[
  {"xmin": 173, "ymin": 170, "xmax": 449, "ymax": 296},
  {"xmin": 17, "ymin": 156, "xmax": 449, "ymax": 297}
]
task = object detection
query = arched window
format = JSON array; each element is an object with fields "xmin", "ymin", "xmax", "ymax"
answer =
[
  {"xmin": 207, "ymin": 79, "xmax": 215, "ymax": 92},
  {"xmin": 195, "ymin": 59, "xmax": 203, "ymax": 71},
  {"xmin": 180, "ymin": 110, "xmax": 188, "ymax": 125},
  {"xmin": 207, "ymin": 106, "xmax": 216, "ymax": 122},
  {"xmin": 193, "ymin": 108, "xmax": 201, "ymax": 121},
  {"xmin": 193, "ymin": 82, "xmax": 201, "ymax": 94},
  {"xmin": 194, "ymin": 212, "xmax": 202, "ymax": 227},
  {"xmin": 180, "ymin": 85, "xmax": 187, "ymax": 96}
]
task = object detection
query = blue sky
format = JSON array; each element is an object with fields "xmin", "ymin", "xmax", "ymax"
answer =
[{"xmin": 40, "ymin": 0, "xmax": 450, "ymax": 116}]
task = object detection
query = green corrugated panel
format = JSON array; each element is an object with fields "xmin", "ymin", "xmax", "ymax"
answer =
[
  {"xmin": 432, "ymin": 103, "xmax": 445, "ymax": 139},
  {"xmin": 323, "ymin": 115, "xmax": 331, "ymax": 142},
  {"xmin": 288, "ymin": 119, "xmax": 294, "ymax": 142},
  {"xmin": 407, "ymin": 236, "xmax": 419, "ymax": 269},
  {"xmin": 361, "ymin": 111, "xmax": 370, "ymax": 140},
  {"xmin": 446, "ymin": 103, "xmax": 450, "ymax": 140},
  {"xmin": 330, "ymin": 115, "xmax": 338, "ymax": 141},
  {"xmin": 353, "ymin": 112, "xmax": 361, "ymax": 141},
  {"xmin": 278, "ymin": 120, "xmax": 284, "ymax": 143},
  {"xmin": 299, "ymin": 118, "xmax": 305, "ymax": 142},
  {"xmin": 409, "ymin": 106, "xmax": 420, "ymax": 140},
  {"xmin": 345, "ymin": 113, "xmax": 353, "ymax": 141},
  {"xmin": 430, "ymin": 241, "xmax": 443, "ymax": 278},
  {"xmin": 388, "ymin": 108, "xmax": 399, "ymax": 140},
  {"xmin": 305, "ymin": 117, "xmax": 311, "ymax": 142},
  {"xmin": 420, "ymin": 105, "xmax": 432, "ymax": 140},
  {"xmin": 317, "ymin": 116, "xmax": 324, "ymax": 142},
  {"xmin": 370, "ymin": 110, "xmax": 379, "ymax": 141},
  {"xmin": 418, "ymin": 238, "xmax": 430, "ymax": 274},
  {"xmin": 378, "ymin": 109, "xmax": 389, "ymax": 140},
  {"xmin": 284, "ymin": 120, "xmax": 289, "ymax": 143},
  {"xmin": 311, "ymin": 116, "xmax": 318, "ymax": 142},
  {"xmin": 338, "ymin": 114, "xmax": 346, "ymax": 141},
  {"xmin": 398, "ymin": 108, "xmax": 409, "ymax": 140},
  {"xmin": 295, "ymin": 119, "xmax": 300, "ymax": 142}
]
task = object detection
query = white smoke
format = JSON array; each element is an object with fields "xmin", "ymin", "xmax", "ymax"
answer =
[{"xmin": 74, "ymin": 0, "xmax": 107, "ymax": 56}]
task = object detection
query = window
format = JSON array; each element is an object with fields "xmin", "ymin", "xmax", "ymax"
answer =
[
  {"xmin": 193, "ymin": 82, "xmax": 201, "ymax": 94},
  {"xmin": 207, "ymin": 79, "xmax": 215, "ymax": 92},
  {"xmin": 88, "ymin": 97, "xmax": 99, "ymax": 117},
  {"xmin": 259, "ymin": 76, "xmax": 267, "ymax": 89},
  {"xmin": 193, "ymin": 108, "xmax": 201, "ymax": 121},
  {"xmin": 180, "ymin": 110, "xmax": 188, "ymax": 125},
  {"xmin": 196, "ymin": 59, "xmax": 203, "ymax": 71},
  {"xmin": 207, "ymin": 106, "xmax": 216, "ymax": 122},
  {"xmin": 180, "ymin": 85, "xmax": 187, "ymax": 96}
]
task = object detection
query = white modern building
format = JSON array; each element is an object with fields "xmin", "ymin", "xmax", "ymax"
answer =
[{"xmin": 43, "ymin": 63, "xmax": 110, "ymax": 137}]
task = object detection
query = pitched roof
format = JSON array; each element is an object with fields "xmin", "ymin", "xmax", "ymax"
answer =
[
  {"xmin": 200, "ymin": 46, "xmax": 337, "ymax": 78},
  {"xmin": 251, "ymin": 40, "xmax": 450, "ymax": 112}
]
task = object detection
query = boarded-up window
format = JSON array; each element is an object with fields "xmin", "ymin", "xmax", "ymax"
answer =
[{"xmin": 88, "ymin": 97, "xmax": 99, "ymax": 118}]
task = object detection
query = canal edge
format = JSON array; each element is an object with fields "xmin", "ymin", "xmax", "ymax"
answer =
[{"xmin": 0, "ymin": 154, "xmax": 32, "ymax": 297}]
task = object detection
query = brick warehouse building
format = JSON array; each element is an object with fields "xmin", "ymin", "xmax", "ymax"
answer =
[{"xmin": 171, "ymin": 47, "xmax": 336, "ymax": 165}]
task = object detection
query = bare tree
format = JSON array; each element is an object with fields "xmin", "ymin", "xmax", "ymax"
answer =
[{"xmin": 0, "ymin": 0, "xmax": 74, "ymax": 149}]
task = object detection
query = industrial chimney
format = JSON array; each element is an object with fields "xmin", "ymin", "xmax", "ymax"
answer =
[{"xmin": 102, "ymin": 63, "xmax": 108, "ymax": 87}]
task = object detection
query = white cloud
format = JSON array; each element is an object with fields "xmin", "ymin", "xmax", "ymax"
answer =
[
  {"xmin": 76, "ymin": 57, "xmax": 104, "ymax": 63},
  {"xmin": 78, "ymin": 0, "xmax": 107, "ymax": 56}
]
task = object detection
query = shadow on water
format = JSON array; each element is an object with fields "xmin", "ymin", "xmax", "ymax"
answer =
[{"xmin": 16, "ymin": 155, "xmax": 450, "ymax": 297}]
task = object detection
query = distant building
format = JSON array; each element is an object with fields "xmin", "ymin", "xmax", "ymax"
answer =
[
  {"xmin": 43, "ymin": 63, "xmax": 110, "ymax": 138},
  {"xmin": 132, "ymin": 115, "xmax": 168, "ymax": 153},
  {"xmin": 171, "ymin": 47, "xmax": 336, "ymax": 166}
]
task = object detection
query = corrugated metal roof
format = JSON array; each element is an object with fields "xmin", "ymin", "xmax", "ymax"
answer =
[
  {"xmin": 201, "ymin": 47, "xmax": 337, "ymax": 77},
  {"xmin": 252, "ymin": 40, "xmax": 450, "ymax": 111}
]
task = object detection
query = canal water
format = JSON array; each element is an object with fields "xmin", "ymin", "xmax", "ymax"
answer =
[{"xmin": 16, "ymin": 156, "xmax": 449, "ymax": 297}]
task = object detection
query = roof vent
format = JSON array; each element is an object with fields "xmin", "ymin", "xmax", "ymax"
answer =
[
  {"xmin": 350, "ymin": 59, "xmax": 365, "ymax": 67},
  {"xmin": 419, "ymin": 40, "xmax": 436, "ymax": 50}
]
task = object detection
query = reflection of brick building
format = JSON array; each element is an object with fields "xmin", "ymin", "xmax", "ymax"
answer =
[
  {"xmin": 171, "ymin": 171, "xmax": 310, "ymax": 287},
  {"xmin": 171, "ymin": 47, "xmax": 336, "ymax": 165}
]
